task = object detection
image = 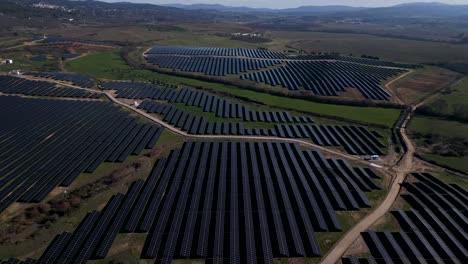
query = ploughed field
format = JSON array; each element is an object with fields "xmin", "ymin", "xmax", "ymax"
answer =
[
  {"xmin": 144, "ymin": 46, "xmax": 418, "ymax": 100},
  {"xmin": 5, "ymin": 141, "xmax": 382, "ymax": 263}
]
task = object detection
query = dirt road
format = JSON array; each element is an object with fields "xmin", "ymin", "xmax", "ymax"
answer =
[
  {"xmin": 319, "ymin": 87, "xmax": 428, "ymax": 263},
  {"xmin": 13, "ymin": 74, "xmax": 426, "ymax": 264},
  {"xmin": 16, "ymin": 74, "xmax": 385, "ymax": 169},
  {"xmin": 384, "ymin": 70, "xmax": 414, "ymax": 105}
]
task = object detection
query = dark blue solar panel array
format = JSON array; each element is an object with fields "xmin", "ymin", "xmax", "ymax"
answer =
[
  {"xmin": 138, "ymin": 101, "xmax": 384, "ymax": 155},
  {"xmin": 272, "ymin": 124, "xmax": 385, "ymax": 155},
  {"xmin": 145, "ymin": 46, "xmax": 288, "ymax": 59},
  {"xmin": 295, "ymin": 54, "xmax": 419, "ymax": 69},
  {"xmin": 241, "ymin": 61, "xmax": 404, "ymax": 100},
  {"xmin": 0, "ymin": 76, "xmax": 100, "ymax": 98},
  {"xmin": 146, "ymin": 55, "xmax": 282, "ymax": 76},
  {"xmin": 0, "ymin": 96, "xmax": 164, "ymax": 214},
  {"xmin": 139, "ymin": 100, "xmax": 314, "ymax": 124},
  {"xmin": 60, "ymin": 53, "xmax": 81, "ymax": 60},
  {"xmin": 30, "ymin": 55, "xmax": 47, "ymax": 61},
  {"xmin": 101, "ymin": 82, "xmax": 314, "ymax": 122},
  {"xmin": 10, "ymin": 141, "xmax": 380, "ymax": 263},
  {"xmin": 343, "ymin": 173, "xmax": 468, "ymax": 264},
  {"xmin": 23, "ymin": 72, "xmax": 95, "ymax": 88},
  {"xmin": 144, "ymin": 46, "xmax": 410, "ymax": 100},
  {"xmin": 100, "ymin": 81, "xmax": 163, "ymax": 99}
]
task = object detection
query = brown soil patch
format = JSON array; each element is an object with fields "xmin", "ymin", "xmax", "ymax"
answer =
[
  {"xmin": 109, "ymin": 241, "xmax": 130, "ymax": 256},
  {"xmin": 393, "ymin": 68, "xmax": 460, "ymax": 104},
  {"xmin": 339, "ymin": 87, "xmax": 367, "ymax": 101},
  {"xmin": 0, "ymin": 203, "xmax": 30, "ymax": 223},
  {"xmin": 343, "ymin": 236, "xmax": 369, "ymax": 257},
  {"xmin": 404, "ymin": 173, "xmax": 418, "ymax": 184}
]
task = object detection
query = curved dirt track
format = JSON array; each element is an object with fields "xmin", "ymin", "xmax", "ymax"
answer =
[
  {"xmin": 321, "ymin": 84, "xmax": 444, "ymax": 263},
  {"xmin": 320, "ymin": 115, "xmax": 415, "ymax": 263},
  {"xmin": 16, "ymin": 74, "xmax": 383, "ymax": 168},
  {"xmin": 384, "ymin": 70, "xmax": 414, "ymax": 105},
  {"xmin": 15, "ymin": 74, "xmax": 427, "ymax": 264},
  {"xmin": 104, "ymin": 91, "xmax": 380, "ymax": 168}
]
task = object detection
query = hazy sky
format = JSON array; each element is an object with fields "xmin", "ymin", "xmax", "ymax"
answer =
[{"xmin": 101, "ymin": 0, "xmax": 468, "ymax": 9}]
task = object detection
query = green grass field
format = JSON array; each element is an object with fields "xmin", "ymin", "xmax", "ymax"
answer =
[
  {"xmin": 426, "ymin": 77, "xmax": 468, "ymax": 116},
  {"xmin": 409, "ymin": 116, "xmax": 468, "ymax": 140},
  {"xmin": 197, "ymin": 83, "xmax": 401, "ymax": 127},
  {"xmin": 0, "ymin": 54, "xmax": 57, "ymax": 72},
  {"xmin": 409, "ymin": 116, "xmax": 468, "ymax": 173},
  {"xmin": 422, "ymin": 154, "xmax": 468, "ymax": 175},
  {"xmin": 66, "ymin": 51, "xmax": 401, "ymax": 127}
]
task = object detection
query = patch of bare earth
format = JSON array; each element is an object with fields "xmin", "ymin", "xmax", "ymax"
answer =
[
  {"xmin": 338, "ymin": 87, "xmax": 367, "ymax": 101},
  {"xmin": 343, "ymin": 236, "xmax": 369, "ymax": 257},
  {"xmin": 393, "ymin": 68, "xmax": 460, "ymax": 104}
]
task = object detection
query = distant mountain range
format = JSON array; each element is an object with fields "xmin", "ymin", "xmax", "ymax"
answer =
[
  {"xmin": 3, "ymin": 0, "xmax": 468, "ymax": 26},
  {"xmin": 164, "ymin": 2, "xmax": 468, "ymax": 17},
  {"xmin": 163, "ymin": 3, "xmax": 366, "ymax": 14},
  {"xmin": 348, "ymin": 2, "xmax": 468, "ymax": 18}
]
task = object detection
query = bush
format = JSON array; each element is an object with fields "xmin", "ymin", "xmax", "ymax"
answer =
[{"xmin": 69, "ymin": 196, "xmax": 81, "ymax": 208}]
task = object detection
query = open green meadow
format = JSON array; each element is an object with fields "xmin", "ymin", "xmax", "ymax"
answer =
[
  {"xmin": 426, "ymin": 77, "xmax": 468, "ymax": 116},
  {"xmin": 421, "ymin": 154, "xmax": 468, "ymax": 175},
  {"xmin": 409, "ymin": 115, "xmax": 468, "ymax": 173},
  {"xmin": 66, "ymin": 51, "xmax": 401, "ymax": 127},
  {"xmin": 0, "ymin": 53, "xmax": 57, "ymax": 72},
  {"xmin": 409, "ymin": 116, "xmax": 468, "ymax": 140}
]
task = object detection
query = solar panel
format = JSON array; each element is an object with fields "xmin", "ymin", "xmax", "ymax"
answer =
[
  {"xmin": 75, "ymin": 194, "xmax": 125, "ymax": 262},
  {"xmin": 38, "ymin": 232, "xmax": 73, "ymax": 264},
  {"xmin": 57, "ymin": 211, "xmax": 101, "ymax": 263},
  {"xmin": 95, "ymin": 180, "xmax": 145, "ymax": 258}
]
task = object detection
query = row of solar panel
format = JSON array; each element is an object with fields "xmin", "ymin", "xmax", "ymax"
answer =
[
  {"xmin": 101, "ymin": 82, "xmax": 314, "ymax": 122},
  {"xmin": 23, "ymin": 72, "xmax": 96, "ymax": 88},
  {"xmin": 139, "ymin": 100, "xmax": 314, "ymax": 123},
  {"xmin": 295, "ymin": 54, "xmax": 419, "ymax": 68},
  {"xmin": 146, "ymin": 55, "xmax": 282, "ymax": 76},
  {"xmin": 143, "ymin": 46, "xmax": 407, "ymax": 100},
  {"xmin": 137, "ymin": 102, "xmax": 384, "ymax": 155},
  {"xmin": 343, "ymin": 173, "xmax": 467, "ymax": 264},
  {"xmin": 145, "ymin": 46, "xmax": 418, "ymax": 69},
  {"xmin": 0, "ymin": 96, "xmax": 164, "ymax": 214},
  {"xmin": 0, "ymin": 76, "xmax": 100, "ymax": 98},
  {"xmin": 12, "ymin": 141, "xmax": 381, "ymax": 263},
  {"xmin": 241, "ymin": 60, "xmax": 404, "ymax": 100},
  {"xmin": 145, "ymin": 46, "xmax": 288, "ymax": 59}
]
